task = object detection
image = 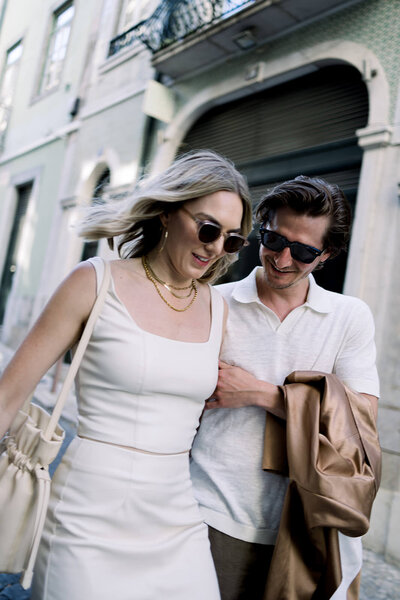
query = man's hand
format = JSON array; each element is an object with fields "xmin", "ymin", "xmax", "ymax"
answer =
[{"xmin": 205, "ymin": 361, "xmax": 285, "ymax": 419}]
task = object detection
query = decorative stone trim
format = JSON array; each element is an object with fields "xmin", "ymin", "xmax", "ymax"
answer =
[
  {"xmin": 60, "ymin": 196, "xmax": 77, "ymax": 209},
  {"xmin": 356, "ymin": 125, "xmax": 393, "ymax": 150}
]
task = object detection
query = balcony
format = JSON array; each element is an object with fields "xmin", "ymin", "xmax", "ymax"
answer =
[
  {"xmin": 109, "ymin": 0, "xmax": 366, "ymax": 79},
  {"xmin": 109, "ymin": 1, "xmax": 254, "ymax": 56}
]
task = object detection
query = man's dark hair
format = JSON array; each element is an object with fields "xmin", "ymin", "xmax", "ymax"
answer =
[{"xmin": 255, "ymin": 175, "xmax": 352, "ymax": 259}]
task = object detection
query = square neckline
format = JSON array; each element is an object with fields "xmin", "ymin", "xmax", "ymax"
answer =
[{"xmin": 107, "ymin": 263, "xmax": 215, "ymax": 345}]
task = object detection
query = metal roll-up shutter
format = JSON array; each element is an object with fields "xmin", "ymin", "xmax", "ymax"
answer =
[
  {"xmin": 181, "ymin": 64, "xmax": 369, "ymax": 291},
  {"xmin": 181, "ymin": 64, "xmax": 368, "ymax": 176}
]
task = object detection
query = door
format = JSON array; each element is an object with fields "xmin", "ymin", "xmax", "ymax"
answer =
[{"xmin": 0, "ymin": 181, "xmax": 33, "ymax": 324}]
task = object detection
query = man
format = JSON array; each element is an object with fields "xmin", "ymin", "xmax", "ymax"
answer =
[{"xmin": 190, "ymin": 176, "xmax": 380, "ymax": 599}]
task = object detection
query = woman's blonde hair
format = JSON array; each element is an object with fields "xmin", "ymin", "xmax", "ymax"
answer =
[{"xmin": 78, "ymin": 150, "xmax": 253, "ymax": 282}]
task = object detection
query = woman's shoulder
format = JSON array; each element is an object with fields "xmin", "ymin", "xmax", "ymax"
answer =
[
  {"xmin": 207, "ymin": 282, "xmax": 226, "ymax": 303},
  {"xmin": 59, "ymin": 261, "xmax": 98, "ymax": 308},
  {"xmin": 203, "ymin": 282, "xmax": 228, "ymax": 318},
  {"xmin": 65, "ymin": 260, "xmax": 97, "ymax": 289},
  {"xmin": 110, "ymin": 256, "xmax": 140, "ymax": 268},
  {"xmin": 38, "ymin": 261, "xmax": 99, "ymax": 332},
  {"xmin": 109, "ymin": 257, "xmax": 145, "ymax": 283}
]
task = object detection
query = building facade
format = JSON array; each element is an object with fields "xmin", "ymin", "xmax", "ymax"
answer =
[{"xmin": 0, "ymin": 0, "xmax": 399, "ymax": 565}]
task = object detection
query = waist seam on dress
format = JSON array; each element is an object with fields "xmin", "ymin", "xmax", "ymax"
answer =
[{"xmin": 78, "ymin": 435, "xmax": 190, "ymax": 456}]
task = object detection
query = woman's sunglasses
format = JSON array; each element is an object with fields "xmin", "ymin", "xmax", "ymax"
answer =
[
  {"xmin": 181, "ymin": 207, "xmax": 249, "ymax": 254},
  {"xmin": 259, "ymin": 227, "xmax": 324, "ymax": 264}
]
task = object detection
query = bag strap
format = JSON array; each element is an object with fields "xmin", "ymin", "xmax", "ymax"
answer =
[{"xmin": 43, "ymin": 260, "xmax": 111, "ymax": 440}]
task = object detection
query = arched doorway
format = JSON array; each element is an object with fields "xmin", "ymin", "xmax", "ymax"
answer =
[
  {"xmin": 180, "ymin": 64, "xmax": 369, "ymax": 291},
  {"xmin": 80, "ymin": 167, "xmax": 111, "ymax": 261}
]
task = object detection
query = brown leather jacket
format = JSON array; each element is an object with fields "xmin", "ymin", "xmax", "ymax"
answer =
[{"xmin": 262, "ymin": 372, "xmax": 381, "ymax": 600}]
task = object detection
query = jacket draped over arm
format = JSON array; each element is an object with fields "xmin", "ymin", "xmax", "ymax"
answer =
[{"xmin": 262, "ymin": 372, "xmax": 381, "ymax": 600}]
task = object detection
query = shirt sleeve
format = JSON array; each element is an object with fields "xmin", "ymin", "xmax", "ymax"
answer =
[{"xmin": 333, "ymin": 299, "xmax": 380, "ymax": 397}]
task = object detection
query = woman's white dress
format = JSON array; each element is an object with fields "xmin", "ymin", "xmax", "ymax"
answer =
[{"xmin": 31, "ymin": 257, "xmax": 222, "ymax": 600}]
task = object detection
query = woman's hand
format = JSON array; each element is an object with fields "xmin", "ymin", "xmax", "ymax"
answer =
[{"xmin": 205, "ymin": 361, "xmax": 285, "ymax": 418}]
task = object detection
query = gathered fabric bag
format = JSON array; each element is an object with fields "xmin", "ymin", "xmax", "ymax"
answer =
[{"xmin": 0, "ymin": 259, "xmax": 110, "ymax": 589}]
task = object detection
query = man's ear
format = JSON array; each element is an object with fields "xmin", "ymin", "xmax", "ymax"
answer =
[{"xmin": 320, "ymin": 249, "xmax": 331, "ymax": 264}]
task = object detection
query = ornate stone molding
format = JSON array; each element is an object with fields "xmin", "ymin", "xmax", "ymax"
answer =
[{"xmin": 356, "ymin": 125, "xmax": 393, "ymax": 150}]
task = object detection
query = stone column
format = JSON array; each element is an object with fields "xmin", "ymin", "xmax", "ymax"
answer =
[{"xmin": 350, "ymin": 124, "xmax": 400, "ymax": 566}]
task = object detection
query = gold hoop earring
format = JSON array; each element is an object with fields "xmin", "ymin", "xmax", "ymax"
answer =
[{"xmin": 158, "ymin": 229, "xmax": 168, "ymax": 254}]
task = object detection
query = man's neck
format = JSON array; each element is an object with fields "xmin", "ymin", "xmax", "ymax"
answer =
[{"xmin": 256, "ymin": 269, "xmax": 310, "ymax": 322}]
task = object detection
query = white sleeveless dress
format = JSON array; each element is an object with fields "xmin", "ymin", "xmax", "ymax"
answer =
[{"xmin": 31, "ymin": 257, "xmax": 223, "ymax": 600}]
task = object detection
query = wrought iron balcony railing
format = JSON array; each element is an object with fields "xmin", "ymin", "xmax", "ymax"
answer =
[{"xmin": 108, "ymin": 0, "xmax": 256, "ymax": 57}]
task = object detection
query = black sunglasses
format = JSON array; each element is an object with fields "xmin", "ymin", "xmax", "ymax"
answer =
[
  {"xmin": 181, "ymin": 207, "xmax": 249, "ymax": 254},
  {"xmin": 259, "ymin": 227, "xmax": 324, "ymax": 264}
]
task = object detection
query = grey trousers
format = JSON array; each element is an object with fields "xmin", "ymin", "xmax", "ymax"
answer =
[{"xmin": 208, "ymin": 526, "xmax": 274, "ymax": 600}]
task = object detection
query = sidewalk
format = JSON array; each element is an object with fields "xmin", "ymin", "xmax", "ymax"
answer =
[{"xmin": 360, "ymin": 547, "xmax": 400, "ymax": 600}]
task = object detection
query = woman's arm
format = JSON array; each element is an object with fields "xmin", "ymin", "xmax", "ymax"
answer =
[
  {"xmin": 221, "ymin": 298, "xmax": 228, "ymax": 341},
  {"xmin": 0, "ymin": 262, "xmax": 97, "ymax": 438},
  {"xmin": 207, "ymin": 362, "xmax": 378, "ymax": 422},
  {"xmin": 205, "ymin": 360, "xmax": 285, "ymax": 419}
]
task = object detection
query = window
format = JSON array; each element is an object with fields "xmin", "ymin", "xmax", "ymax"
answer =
[
  {"xmin": 0, "ymin": 41, "xmax": 23, "ymax": 150},
  {"xmin": 38, "ymin": 2, "xmax": 74, "ymax": 95}
]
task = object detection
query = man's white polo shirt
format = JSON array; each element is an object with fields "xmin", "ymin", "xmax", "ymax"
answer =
[{"xmin": 190, "ymin": 267, "xmax": 379, "ymax": 544}]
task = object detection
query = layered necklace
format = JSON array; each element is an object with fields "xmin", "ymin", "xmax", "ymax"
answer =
[{"xmin": 142, "ymin": 255, "xmax": 198, "ymax": 312}]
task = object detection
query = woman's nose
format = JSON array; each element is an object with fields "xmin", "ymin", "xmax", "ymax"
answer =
[{"xmin": 204, "ymin": 235, "xmax": 225, "ymax": 256}]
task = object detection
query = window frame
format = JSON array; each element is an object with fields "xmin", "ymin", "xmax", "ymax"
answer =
[
  {"xmin": 0, "ymin": 40, "xmax": 24, "ymax": 151},
  {"xmin": 36, "ymin": 0, "xmax": 75, "ymax": 98}
]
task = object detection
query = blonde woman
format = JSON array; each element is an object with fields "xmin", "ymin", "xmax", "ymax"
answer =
[{"xmin": 0, "ymin": 151, "xmax": 252, "ymax": 599}]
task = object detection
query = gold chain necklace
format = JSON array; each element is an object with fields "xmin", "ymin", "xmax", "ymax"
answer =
[
  {"xmin": 142, "ymin": 256, "xmax": 198, "ymax": 312},
  {"xmin": 165, "ymin": 285, "xmax": 195, "ymax": 300},
  {"xmin": 144, "ymin": 259, "xmax": 193, "ymax": 291},
  {"xmin": 144, "ymin": 259, "xmax": 194, "ymax": 298}
]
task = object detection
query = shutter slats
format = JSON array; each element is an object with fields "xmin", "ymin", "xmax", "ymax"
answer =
[
  {"xmin": 182, "ymin": 65, "xmax": 368, "ymax": 168},
  {"xmin": 181, "ymin": 65, "xmax": 368, "ymax": 291}
]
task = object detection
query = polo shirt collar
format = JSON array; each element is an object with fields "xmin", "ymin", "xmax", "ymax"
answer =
[
  {"xmin": 232, "ymin": 267, "xmax": 333, "ymax": 313},
  {"xmin": 231, "ymin": 267, "xmax": 261, "ymax": 305},
  {"xmin": 304, "ymin": 273, "xmax": 333, "ymax": 313}
]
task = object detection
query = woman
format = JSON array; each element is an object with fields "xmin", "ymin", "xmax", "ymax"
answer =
[{"xmin": 0, "ymin": 150, "xmax": 252, "ymax": 599}]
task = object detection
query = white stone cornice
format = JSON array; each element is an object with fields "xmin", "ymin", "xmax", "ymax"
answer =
[
  {"xmin": 0, "ymin": 121, "xmax": 81, "ymax": 166},
  {"xmin": 60, "ymin": 196, "xmax": 77, "ymax": 210},
  {"xmin": 356, "ymin": 125, "xmax": 393, "ymax": 150}
]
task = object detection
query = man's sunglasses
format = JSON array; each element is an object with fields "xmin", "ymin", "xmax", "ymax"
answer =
[
  {"xmin": 181, "ymin": 207, "xmax": 249, "ymax": 254},
  {"xmin": 259, "ymin": 227, "xmax": 324, "ymax": 264}
]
